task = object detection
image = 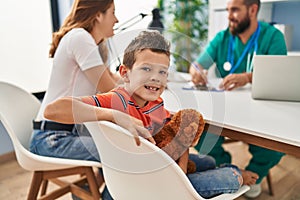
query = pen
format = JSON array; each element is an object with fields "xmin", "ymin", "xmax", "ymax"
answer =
[{"xmin": 191, "ymin": 62, "xmax": 209, "ymax": 85}]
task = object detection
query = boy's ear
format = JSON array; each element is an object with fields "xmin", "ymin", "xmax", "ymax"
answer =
[{"xmin": 119, "ymin": 65, "xmax": 129, "ymax": 82}]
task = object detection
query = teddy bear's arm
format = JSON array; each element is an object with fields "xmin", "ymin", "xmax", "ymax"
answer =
[{"xmin": 177, "ymin": 149, "xmax": 189, "ymax": 174}]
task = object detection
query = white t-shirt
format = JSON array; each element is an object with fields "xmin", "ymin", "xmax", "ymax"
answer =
[{"xmin": 36, "ymin": 28, "xmax": 104, "ymax": 120}]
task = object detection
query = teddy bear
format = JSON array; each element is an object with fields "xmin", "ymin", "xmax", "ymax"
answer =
[{"xmin": 153, "ymin": 109, "xmax": 205, "ymax": 174}]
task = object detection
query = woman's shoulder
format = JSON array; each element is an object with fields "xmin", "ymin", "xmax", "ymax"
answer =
[
  {"xmin": 65, "ymin": 28, "xmax": 90, "ymax": 39},
  {"xmin": 62, "ymin": 28, "xmax": 95, "ymax": 47}
]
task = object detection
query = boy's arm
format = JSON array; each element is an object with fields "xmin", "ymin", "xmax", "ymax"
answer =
[
  {"xmin": 177, "ymin": 149, "xmax": 189, "ymax": 174},
  {"xmin": 44, "ymin": 96, "xmax": 112, "ymax": 124},
  {"xmin": 44, "ymin": 96, "xmax": 156, "ymax": 145}
]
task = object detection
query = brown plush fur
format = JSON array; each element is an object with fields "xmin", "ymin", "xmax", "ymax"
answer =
[{"xmin": 153, "ymin": 109, "xmax": 205, "ymax": 173}]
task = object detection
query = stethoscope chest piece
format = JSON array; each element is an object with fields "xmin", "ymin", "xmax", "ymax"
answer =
[{"xmin": 223, "ymin": 61, "xmax": 232, "ymax": 71}]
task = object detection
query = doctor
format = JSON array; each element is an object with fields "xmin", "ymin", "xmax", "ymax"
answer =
[
  {"xmin": 189, "ymin": 0, "xmax": 286, "ymax": 198},
  {"xmin": 190, "ymin": 0, "xmax": 287, "ymax": 90}
]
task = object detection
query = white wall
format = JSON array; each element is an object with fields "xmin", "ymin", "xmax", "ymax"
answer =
[
  {"xmin": 114, "ymin": 0, "xmax": 157, "ymax": 30},
  {"xmin": 0, "ymin": 0, "xmax": 52, "ymax": 93},
  {"xmin": 58, "ymin": 0, "xmax": 158, "ymax": 32}
]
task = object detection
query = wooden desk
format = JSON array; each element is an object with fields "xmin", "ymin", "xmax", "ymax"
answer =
[{"xmin": 162, "ymin": 81, "xmax": 300, "ymax": 158}]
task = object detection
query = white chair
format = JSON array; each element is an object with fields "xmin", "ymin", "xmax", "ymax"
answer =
[
  {"xmin": 0, "ymin": 81, "xmax": 102, "ymax": 200},
  {"xmin": 84, "ymin": 120, "xmax": 250, "ymax": 200}
]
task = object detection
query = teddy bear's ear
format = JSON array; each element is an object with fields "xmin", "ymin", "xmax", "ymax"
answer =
[{"xmin": 191, "ymin": 112, "xmax": 205, "ymax": 146}]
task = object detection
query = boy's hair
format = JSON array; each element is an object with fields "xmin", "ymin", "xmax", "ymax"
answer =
[{"xmin": 123, "ymin": 30, "xmax": 171, "ymax": 69}]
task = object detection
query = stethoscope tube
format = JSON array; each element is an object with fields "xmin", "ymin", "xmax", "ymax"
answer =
[{"xmin": 225, "ymin": 22, "xmax": 261, "ymax": 74}]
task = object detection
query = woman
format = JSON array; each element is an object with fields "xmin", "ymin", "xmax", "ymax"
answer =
[{"xmin": 30, "ymin": 1, "xmax": 122, "ymax": 199}]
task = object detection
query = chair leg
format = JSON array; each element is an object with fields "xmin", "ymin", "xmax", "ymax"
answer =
[
  {"xmin": 85, "ymin": 167, "xmax": 101, "ymax": 200},
  {"xmin": 27, "ymin": 171, "xmax": 43, "ymax": 200},
  {"xmin": 266, "ymin": 173, "xmax": 274, "ymax": 196},
  {"xmin": 40, "ymin": 180, "xmax": 48, "ymax": 196},
  {"xmin": 27, "ymin": 167, "xmax": 101, "ymax": 200}
]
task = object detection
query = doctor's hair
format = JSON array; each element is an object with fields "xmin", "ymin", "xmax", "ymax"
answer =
[
  {"xmin": 122, "ymin": 30, "xmax": 171, "ymax": 69},
  {"xmin": 49, "ymin": 0, "xmax": 113, "ymax": 58},
  {"xmin": 244, "ymin": 0, "xmax": 261, "ymax": 12}
]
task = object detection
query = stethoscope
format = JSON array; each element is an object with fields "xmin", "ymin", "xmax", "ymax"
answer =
[{"xmin": 223, "ymin": 22, "xmax": 261, "ymax": 74}]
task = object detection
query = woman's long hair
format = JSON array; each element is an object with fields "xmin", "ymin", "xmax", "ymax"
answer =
[{"xmin": 49, "ymin": 0, "xmax": 113, "ymax": 58}]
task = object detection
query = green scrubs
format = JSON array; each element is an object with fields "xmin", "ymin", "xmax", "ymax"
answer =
[{"xmin": 194, "ymin": 21, "xmax": 287, "ymax": 183}]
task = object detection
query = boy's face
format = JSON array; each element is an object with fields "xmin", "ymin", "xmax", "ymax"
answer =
[{"xmin": 121, "ymin": 49, "xmax": 170, "ymax": 107}]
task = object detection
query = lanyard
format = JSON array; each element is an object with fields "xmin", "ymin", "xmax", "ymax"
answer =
[
  {"xmin": 246, "ymin": 39, "xmax": 258, "ymax": 72},
  {"xmin": 226, "ymin": 22, "xmax": 260, "ymax": 74}
]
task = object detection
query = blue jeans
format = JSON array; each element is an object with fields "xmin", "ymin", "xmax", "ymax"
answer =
[
  {"xmin": 29, "ymin": 124, "xmax": 113, "ymax": 200},
  {"xmin": 30, "ymin": 125, "xmax": 100, "ymax": 161},
  {"xmin": 195, "ymin": 131, "xmax": 285, "ymax": 183},
  {"xmin": 188, "ymin": 154, "xmax": 241, "ymax": 198}
]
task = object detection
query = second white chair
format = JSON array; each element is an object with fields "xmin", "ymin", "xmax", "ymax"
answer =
[{"xmin": 85, "ymin": 120, "xmax": 250, "ymax": 200}]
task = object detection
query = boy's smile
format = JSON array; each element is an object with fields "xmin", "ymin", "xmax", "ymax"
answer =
[{"xmin": 121, "ymin": 49, "xmax": 170, "ymax": 107}]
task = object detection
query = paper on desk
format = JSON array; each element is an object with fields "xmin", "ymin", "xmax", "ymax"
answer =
[{"xmin": 183, "ymin": 78, "xmax": 224, "ymax": 91}]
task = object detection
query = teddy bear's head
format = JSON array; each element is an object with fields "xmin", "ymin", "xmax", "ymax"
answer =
[
  {"xmin": 153, "ymin": 109, "xmax": 205, "ymax": 173},
  {"xmin": 154, "ymin": 109, "xmax": 205, "ymax": 151},
  {"xmin": 168, "ymin": 109, "xmax": 205, "ymax": 147}
]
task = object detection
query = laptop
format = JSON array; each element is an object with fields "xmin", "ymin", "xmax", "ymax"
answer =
[{"xmin": 252, "ymin": 55, "xmax": 300, "ymax": 102}]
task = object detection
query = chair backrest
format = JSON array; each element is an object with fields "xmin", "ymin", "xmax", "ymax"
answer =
[
  {"xmin": 85, "ymin": 120, "xmax": 202, "ymax": 200},
  {"xmin": 85, "ymin": 121, "xmax": 250, "ymax": 200},
  {"xmin": 0, "ymin": 81, "xmax": 41, "ymax": 148},
  {"xmin": 0, "ymin": 81, "xmax": 41, "ymax": 167}
]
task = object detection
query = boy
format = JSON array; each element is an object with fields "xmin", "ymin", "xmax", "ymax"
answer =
[{"xmin": 44, "ymin": 30, "xmax": 244, "ymax": 198}]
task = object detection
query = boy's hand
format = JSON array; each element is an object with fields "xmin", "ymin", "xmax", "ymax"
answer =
[
  {"xmin": 129, "ymin": 117, "xmax": 156, "ymax": 146},
  {"xmin": 112, "ymin": 110, "xmax": 155, "ymax": 146}
]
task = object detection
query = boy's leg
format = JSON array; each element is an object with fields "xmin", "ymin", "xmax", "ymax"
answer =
[
  {"xmin": 187, "ymin": 165, "xmax": 242, "ymax": 198},
  {"xmin": 194, "ymin": 131, "xmax": 231, "ymax": 166},
  {"xmin": 246, "ymin": 144, "xmax": 285, "ymax": 183},
  {"xmin": 189, "ymin": 153, "xmax": 216, "ymax": 171}
]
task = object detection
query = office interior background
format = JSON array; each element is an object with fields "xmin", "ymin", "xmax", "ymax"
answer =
[{"xmin": 1, "ymin": 0, "xmax": 300, "ymax": 158}]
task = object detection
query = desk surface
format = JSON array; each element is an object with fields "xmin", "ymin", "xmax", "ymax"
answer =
[{"xmin": 163, "ymin": 80, "xmax": 300, "ymax": 157}]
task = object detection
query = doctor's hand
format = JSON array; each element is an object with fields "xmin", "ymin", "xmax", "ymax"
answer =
[
  {"xmin": 220, "ymin": 73, "xmax": 252, "ymax": 91},
  {"xmin": 189, "ymin": 63, "xmax": 208, "ymax": 86}
]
